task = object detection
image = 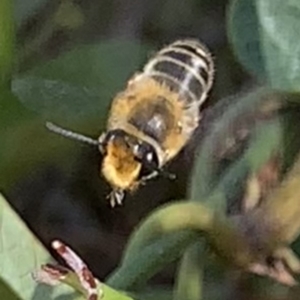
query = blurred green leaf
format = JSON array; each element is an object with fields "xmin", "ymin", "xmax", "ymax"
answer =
[
  {"xmin": 0, "ymin": 83, "xmax": 98, "ymax": 198},
  {"xmin": 0, "ymin": 89, "xmax": 35, "ymax": 128},
  {"xmin": 0, "ymin": 89, "xmax": 36, "ymax": 188},
  {"xmin": 15, "ymin": 0, "xmax": 49, "ymax": 27},
  {"xmin": 107, "ymin": 231, "xmax": 198, "ymax": 290},
  {"xmin": 12, "ymin": 77, "xmax": 104, "ymax": 123},
  {"xmin": 0, "ymin": 193, "xmax": 135, "ymax": 300},
  {"xmin": 14, "ymin": 40, "xmax": 150, "ymax": 122},
  {"xmin": 228, "ymin": 0, "xmax": 300, "ymax": 92},
  {"xmin": 131, "ymin": 288, "xmax": 173, "ymax": 300},
  {"xmin": 174, "ymin": 243, "xmax": 205, "ymax": 300},
  {"xmin": 0, "ymin": 193, "xmax": 82, "ymax": 299},
  {"xmin": 99, "ymin": 284, "xmax": 135, "ymax": 300},
  {"xmin": 28, "ymin": 39, "xmax": 149, "ymax": 90},
  {"xmin": 0, "ymin": 281, "xmax": 20, "ymax": 300},
  {"xmin": 227, "ymin": 0, "xmax": 265, "ymax": 82},
  {"xmin": 0, "ymin": 88, "xmax": 79, "ymax": 189},
  {"xmin": 106, "ymin": 201, "xmax": 221, "ymax": 291},
  {"xmin": 0, "ymin": 117, "xmax": 82, "ymax": 189}
]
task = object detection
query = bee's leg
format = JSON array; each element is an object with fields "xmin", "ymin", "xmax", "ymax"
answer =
[
  {"xmin": 141, "ymin": 170, "xmax": 160, "ymax": 183},
  {"xmin": 107, "ymin": 189, "xmax": 125, "ymax": 207},
  {"xmin": 160, "ymin": 169, "xmax": 176, "ymax": 180},
  {"xmin": 141, "ymin": 169, "xmax": 176, "ymax": 184},
  {"xmin": 115, "ymin": 189, "xmax": 125, "ymax": 205}
]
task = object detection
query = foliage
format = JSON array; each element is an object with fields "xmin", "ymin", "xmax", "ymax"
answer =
[
  {"xmin": 228, "ymin": 0, "xmax": 300, "ymax": 92},
  {"xmin": 1, "ymin": 0, "xmax": 300, "ymax": 300}
]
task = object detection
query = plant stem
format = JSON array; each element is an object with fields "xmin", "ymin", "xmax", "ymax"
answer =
[
  {"xmin": 121, "ymin": 202, "xmax": 213, "ymax": 263},
  {"xmin": 174, "ymin": 242, "xmax": 206, "ymax": 300}
]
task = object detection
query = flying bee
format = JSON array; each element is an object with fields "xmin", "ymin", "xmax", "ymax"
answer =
[{"xmin": 46, "ymin": 39, "xmax": 214, "ymax": 206}]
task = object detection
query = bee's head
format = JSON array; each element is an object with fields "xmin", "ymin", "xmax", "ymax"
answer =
[
  {"xmin": 45, "ymin": 122, "xmax": 160, "ymax": 206},
  {"xmin": 100, "ymin": 129, "xmax": 159, "ymax": 193}
]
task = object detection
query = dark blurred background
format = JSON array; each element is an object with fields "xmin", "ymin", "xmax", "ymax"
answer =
[{"xmin": 2, "ymin": 0, "xmax": 277, "ymax": 298}]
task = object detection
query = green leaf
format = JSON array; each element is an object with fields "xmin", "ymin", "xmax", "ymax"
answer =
[
  {"xmin": 27, "ymin": 39, "xmax": 149, "ymax": 89},
  {"xmin": 107, "ymin": 202, "xmax": 214, "ymax": 290},
  {"xmin": 0, "ymin": 88, "xmax": 86, "ymax": 189},
  {"xmin": 0, "ymin": 193, "xmax": 81, "ymax": 299},
  {"xmin": 12, "ymin": 77, "xmax": 104, "ymax": 123},
  {"xmin": 0, "ymin": 88, "xmax": 35, "ymax": 127},
  {"xmin": 15, "ymin": 40, "xmax": 150, "ymax": 122},
  {"xmin": 107, "ymin": 231, "xmax": 198, "ymax": 290},
  {"xmin": 100, "ymin": 284, "xmax": 135, "ymax": 300},
  {"xmin": 0, "ymin": 281, "xmax": 20, "ymax": 300},
  {"xmin": 228, "ymin": 0, "xmax": 300, "ymax": 92},
  {"xmin": 174, "ymin": 243, "xmax": 205, "ymax": 300},
  {"xmin": 0, "ymin": 193, "xmax": 134, "ymax": 300},
  {"xmin": 0, "ymin": 89, "xmax": 38, "ymax": 188},
  {"xmin": 0, "ymin": 89, "xmax": 69, "ymax": 187},
  {"xmin": 0, "ymin": 117, "xmax": 85, "ymax": 189},
  {"xmin": 130, "ymin": 288, "xmax": 173, "ymax": 300}
]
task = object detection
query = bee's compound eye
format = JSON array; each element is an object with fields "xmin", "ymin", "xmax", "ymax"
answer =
[
  {"xmin": 143, "ymin": 147, "xmax": 158, "ymax": 168},
  {"xmin": 132, "ymin": 144, "xmax": 140, "ymax": 156},
  {"xmin": 137, "ymin": 142, "xmax": 159, "ymax": 177},
  {"xmin": 146, "ymin": 152, "xmax": 153, "ymax": 162}
]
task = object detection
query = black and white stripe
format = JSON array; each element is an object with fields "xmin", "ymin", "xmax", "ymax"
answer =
[{"xmin": 143, "ymin": 39, "xmax": 214, "ymax": 106}]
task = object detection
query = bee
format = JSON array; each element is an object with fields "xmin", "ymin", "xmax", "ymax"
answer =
[{"xmin": 46, "ymin": 39, "xmax": 214, "ymax": 206}]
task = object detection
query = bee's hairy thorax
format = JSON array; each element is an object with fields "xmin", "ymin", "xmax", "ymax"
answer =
[{"xmin": 107, "ymin": 76, "xmax": 199, "ymax": 164}]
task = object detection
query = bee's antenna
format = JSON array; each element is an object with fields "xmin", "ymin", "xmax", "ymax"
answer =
[{"xmin": 46, "ymin": 122, "xmax": 99, "ymax": 146}]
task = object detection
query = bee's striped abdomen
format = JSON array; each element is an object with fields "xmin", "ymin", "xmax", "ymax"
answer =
[{"xmin": 143, "ymin": 39, "xmax": 214, "ymax": 107}]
